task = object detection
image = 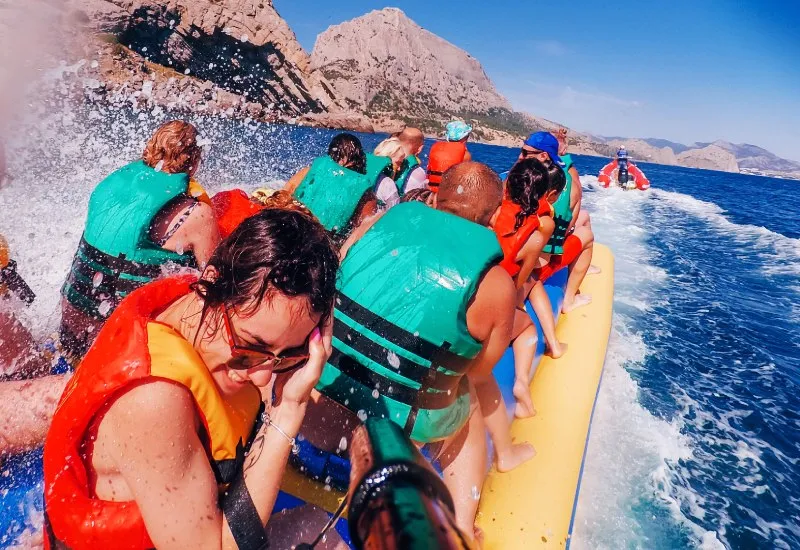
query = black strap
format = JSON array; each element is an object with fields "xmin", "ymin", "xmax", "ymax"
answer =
[
  {"xmin": 327, "ymin": 349, "xmax": 465, "ymax": 410},
  {"xmin": 333, "ymin": 319, "xmax": 461, "ymax": 393},
  {"xmin": 77, "ymin": 236, "xmax": 165, "ymax": 279},
  {"xmin": 1, "ymin": 260, "xmax": 35, "ymax": 304},
  {"xmin": 335, "ymin": 293, "xmax": 454, "ymax": 362},
  {"xmin": 66, "ymin": 255, "xmax": 141, "ymax": 296},
  {"xmin": 221, "ymin": 475, "xmax": 269, "ymax": 550}
]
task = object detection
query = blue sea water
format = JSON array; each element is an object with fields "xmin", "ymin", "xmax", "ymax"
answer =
[{"xmin": 0, "ymin": 106, "xmax": 798, "ymax": 548}]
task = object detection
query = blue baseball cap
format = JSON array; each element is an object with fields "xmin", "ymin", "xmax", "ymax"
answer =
[
  {"xmin": 523, "ymin": 132, "xmax": 565, "ymax": 167},
  {"xmin": 446, "ymin": 121, "xmax": 473, "ymax": 141}
]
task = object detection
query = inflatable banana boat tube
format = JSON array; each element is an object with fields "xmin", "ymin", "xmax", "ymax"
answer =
[
  {"xmin": 477, "ymin": 243, "xmax": 614, "ymax": 549},
  {"xmin": 0, "ymin": 246, "xmax": 614, "ymax": 548}
]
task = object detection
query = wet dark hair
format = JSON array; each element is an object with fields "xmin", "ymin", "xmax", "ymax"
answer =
[
  {"xmin": 401, "ymin": 188, "xmax": 433, "ymax": 205},
  {"xmin": 544, "ymin": 160, "xmax": 567, "ymax": 196},
  {"xmin": 506, "ymin": 158, "xmax": 552, "ymax": 230},
  {"xmin": 328, "ymin": 133, "xmax": 367, "ymax": 175},
  {"xmin": 193, "ymin": 209, "xmax": 339, "ymax": 325}
]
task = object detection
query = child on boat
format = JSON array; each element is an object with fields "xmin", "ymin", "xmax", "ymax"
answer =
[{"xmin": 491, "ymin": 158, "xmax": 560, "ymax": 418}]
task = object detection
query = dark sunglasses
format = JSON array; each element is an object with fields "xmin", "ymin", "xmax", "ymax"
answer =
[
  {"xmin": 221, "ymin": 304, "xmax": 310, "ymax": 373},
  {"xmin": 520, "ymin": 148, "xmax": 544, "ymax": 158}
]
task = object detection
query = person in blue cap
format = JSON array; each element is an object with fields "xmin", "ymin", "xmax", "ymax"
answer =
[{"xmin": 446, "ymin": 120, "xmax": 473, "ymax": 161}]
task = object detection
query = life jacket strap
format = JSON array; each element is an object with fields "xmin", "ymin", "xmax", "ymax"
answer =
[
  {"xmin": 327, "ymin": 349, "xmax": 467, "ymax": 410},
  {"xmin": 76, "ymin": 235, "xmax": 164, "ymax": 280}
]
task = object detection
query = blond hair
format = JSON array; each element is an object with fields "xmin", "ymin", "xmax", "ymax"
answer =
[{"xmin": 374, "ymin": 137, "xmax": 407, "ymax": 167}]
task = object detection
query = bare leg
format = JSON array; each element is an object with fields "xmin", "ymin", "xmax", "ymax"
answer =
[
  {"xmin": 0, "ymin": 374, "xmax": 70, "ymax": 455},
  {"xmin": 511, "ymin": 322, "xmax": 538, "ymax": 418},
  {"xmin": 473, "ymin": 375, "xmax": 535, "ymax": 474},
  {"xmin": 439, "ymin": 388, "xmax": 488, "ymax": 540},
  {"xmin": 528, "ymin": 282, "xmax": 566, "ymax": 359},
  {"xmin": 562, "ymin": 227, "xmax": 595, "ymax": 314}
]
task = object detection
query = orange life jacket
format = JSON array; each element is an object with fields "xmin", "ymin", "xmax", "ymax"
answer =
[
  {"xmin": 494, "ymin": 199, "xmax": 542, "ymax": 278},
  {"xmin": 43, "ymin": 275, "xmax": 261, "ymax": 550},
  {"xmin": 426, "ymin": 141, "xmax": 467, "ymax": 192},
  {"xmin": 212, "ymin": 189, "xmax": 266, "ymax": 239}
]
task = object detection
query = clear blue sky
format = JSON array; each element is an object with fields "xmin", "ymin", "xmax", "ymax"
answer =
[{"xmin": 274, "ymin": 1, "xmax": 800, "ymax": 160}]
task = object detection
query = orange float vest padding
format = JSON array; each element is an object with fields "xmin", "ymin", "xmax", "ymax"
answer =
[
  {"xmin": 43, "ymin": 275, "xmax": 261, "ymax": 550},
  {"xmin": 212, "ymin": 189, "xmax": 266, "ymax": 239},
  {"xmin": 426, "ymin": 141, "xmax": 467, "ymax": 192},
  {"xmin": 494, "ymin": 199, "xmax": 542, "ymax": 278}
]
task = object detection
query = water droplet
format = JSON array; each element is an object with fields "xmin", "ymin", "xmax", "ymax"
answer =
[
  {"xmin": 349, "ymin": 387, "xmax": 355, "ymax": 394},
  {"xmin": 357, "ymin": 410, "xmax": 368, "ymax": 422},
  {"xmin": 372, "ymin": 389, "xmax": 380, "ymax": 399},
  {"xmin": 154, "ymin": 160, "xmax": 165, "ymax": 172},
  {"xmin": 92, "ymin": 271, "xmax": 104, "ymax": 288},
  {"xmin": 338, "ymin": 437, "xmax": 348, "ymax": 451},
  {"xmin": 325, "ymin": 476, "xmax": 332, "ymax": 484},
  {"xmin": 324, "ymin": 484, "xmax": 331, "ymax": 492},
  {"xmin": 98, "ymin": 300, "xmax": 112, "ymax": 317},
  {"xmin": 457, "ymin": 185, "xmax": 464, "ymax": 194},
  {"xmin": 471, "ymin": 486, "xmax": 481, "ymax": 500},
  {"xmin": 387, "ymin": 351, "xmax": 400, "ymax": 368},
  {"xmin": 526, "ymin": 336, "xmax": 537, "ymax": 347},
  {"xmin": 390, "ymin": 249, "xmax": 399, "ymax": 256}
]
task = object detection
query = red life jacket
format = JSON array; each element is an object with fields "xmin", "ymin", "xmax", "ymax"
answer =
[
  {"xmin": 426, "ymin": 142, "xmax": 467, "ymax": 192},
  {"xmin": 43, "ymin": 275, "xmax": 260, "ymax": 550},
  {"xmin": 494, "ymin": 199, "xmax": 542, "ymax": 278},
  {"xmin": 212, "ymin": 189, "xmax": 266, "ymax": 239}
]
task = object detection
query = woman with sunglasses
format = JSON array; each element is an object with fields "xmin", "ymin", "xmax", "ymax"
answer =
[{"xmin": 43, "ymin": 208, "xmax": 339, "ymax": 550}]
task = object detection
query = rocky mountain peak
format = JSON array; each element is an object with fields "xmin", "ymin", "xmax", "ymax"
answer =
[{"xmin": 311, "ymin": 7, "xmax": 511, "ymax": 119}]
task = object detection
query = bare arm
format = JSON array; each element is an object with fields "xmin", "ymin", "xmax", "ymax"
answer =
[
  {"xmin": 161, "ymin": 201, "xmax": 221, "ymax": 267},
  {"xmin": 283, "ymin": 166, "xmax": 310, "ymax": 195},
  {"xmin": 465, "ymin": 265, "xmax": 517, "ymax": 381},
  {"xmin": 515, "ymin": 217, "xmax": 555, "ymax": 289},
  {"xmin": 568, "ymin": 166, "xmax": 582, "ymax": 231},
  {"xmin": 0, "ymin": 374, "xmax": 69, "ymax": 455}
]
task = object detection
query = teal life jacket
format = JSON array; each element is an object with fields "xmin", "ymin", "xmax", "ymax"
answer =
[
  {"xmin": 294, "ymin": 156, "xmax": 377, "ymax": 237},
  {"xmin": 394, "ymin": 155, "xmax": 421, "ymax": 195},
  {"xmin": 61, "ymin": 160, "xmax": 194, "ymax": 319},
  {"xmin": 315, "ymin": 202, "xmax": 503, "ymax": 443},
  {"xmin": 365, "ymin": 153, "xmax": 393, "ymax": 185},
  {"xmin": 543, "ymin": 157, "xmax": 574, "ymax": 255}
]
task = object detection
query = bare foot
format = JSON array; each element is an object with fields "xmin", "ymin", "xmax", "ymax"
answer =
[
  {"xmin": 513, "ymin": 379, "xmax": 536, "ymax": 419},
  {"xmin": 562, "ymin": 293, "xmax": 592, "ymax": 314},
  {"xmin": 588, "ymin": 265, "xmax": 602, "ymax": 275},
  {"xmin": 546, "ymin": 341, "xmax": 568, "ymax": 359},
  {"xmin": 496, "ymin": 442, "xmax": 536, "ymax": 473}
]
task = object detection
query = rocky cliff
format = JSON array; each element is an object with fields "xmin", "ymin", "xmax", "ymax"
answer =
[
  {"xmin": 676, "ymin": 144, "xmax": 740, "ymax": 173},
  {"xmin": 66, "ymin": 0, "xmax": 340, "ymax": 117},
  {"xmin": 312, "ymin": 8, "xmax": 509, "ymax": 116},
  {"xmin": 308, "ymin": 7, "xmax": 536, "ymax": 138}
]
